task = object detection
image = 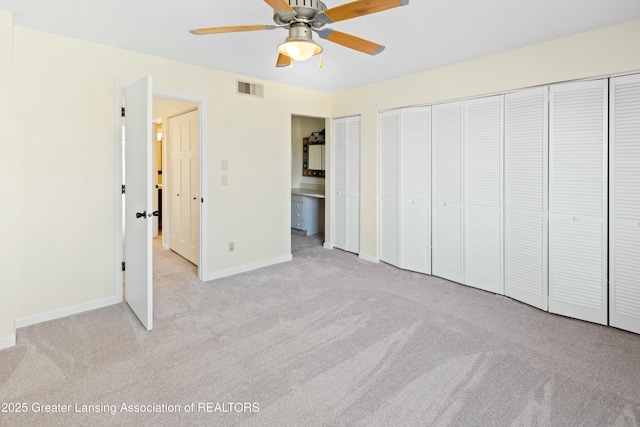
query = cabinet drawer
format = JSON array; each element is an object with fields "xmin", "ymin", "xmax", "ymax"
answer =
[
  {"xmin": 292, "ymin": 202, "xmax": 304, "ymax": 213},
  {"xmin": 292, "ymin": 195, "xmax": 304, "ymax": 203},
  {"xmin": 291, "ymin": 213, "xmax": 304, "ymax": 230}
]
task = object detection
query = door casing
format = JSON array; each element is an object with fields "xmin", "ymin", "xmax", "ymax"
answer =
[{"xmin": 114, "ymin": 84, "xmax": 209, "ymax": 304}]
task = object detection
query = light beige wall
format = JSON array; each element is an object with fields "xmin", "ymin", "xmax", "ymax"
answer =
[
  {"xmin": 0, "ymin": 10, "xmax": 16, "ymax": 348},
  {"xmin": 10, "ymin": 25, "xmax": 331, "ymax": 322},
  {"xmin": 153, "ymin": 97, "xmax": 197, "ymax": 119},
  {"xmin": 330, "ymin": 19, "xmax": 640, "ymax": 261}
]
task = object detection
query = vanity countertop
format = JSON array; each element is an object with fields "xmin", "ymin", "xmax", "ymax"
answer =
[{"xmin": 292, "ymin": 188, "xmax": 325, "ymax": 199}]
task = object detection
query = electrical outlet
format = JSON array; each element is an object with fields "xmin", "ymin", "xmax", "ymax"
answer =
[
  {"xmin": 221, "ymin": 175, "xmax": 228, "ymax": 186},
  {"xmin": 228, "ymin": 242, "xmax": 235, "ymax": 252}
]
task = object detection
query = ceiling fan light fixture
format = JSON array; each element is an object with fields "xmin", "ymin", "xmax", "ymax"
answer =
[
  {"xmin": 277, "ymin": 22, "xmax": 323, "ymax": 62},
  {"xmin": 278, "ymin": 40, "xmax": 322, "ymax": 61}
]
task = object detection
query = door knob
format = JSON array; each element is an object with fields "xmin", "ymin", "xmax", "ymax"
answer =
[
  {"xmin": 136, "ymin": 211, "xmax": 147, "ymax": 219},
  {"xmin": 152, "ymin": 211, "xmax": 159, "ymax": 217}
]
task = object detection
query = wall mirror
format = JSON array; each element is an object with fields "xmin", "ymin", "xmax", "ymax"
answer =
[{"xmin": 303, "ymin": 130, "xmax": 325, "ymax": 177}]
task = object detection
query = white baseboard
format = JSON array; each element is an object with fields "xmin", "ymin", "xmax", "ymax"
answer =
[
  {"xmin": 323, "ymin": 243, "xmax": 333, "ymax": 249},
  {"xmin": 359, "ymin": 252, "xmax": 379, "ymax": 263},
  {"xmin": 0, "ymin": 334, "xmax": 16, "ymax": 350},
  {"xmin": 203, "ymin": 254, "xmax": 293, "ymax": 281},
  {"xmin": 15, "ymin": 296, "xmax": 121, "ymax": 329}
]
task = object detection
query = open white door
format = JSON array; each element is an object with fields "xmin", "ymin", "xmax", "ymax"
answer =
[{"xmin": 124, "ymin": 76, "xmax": 154, "ymax": 331}]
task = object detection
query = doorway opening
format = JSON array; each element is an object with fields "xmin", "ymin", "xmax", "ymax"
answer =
[
  {"xmin": 290, "ymin": 114, "xmax": 329, "ymax": 256},
  {"xmin": 153, "ymin": 97, "xmax": 199, "ymax": 266}
]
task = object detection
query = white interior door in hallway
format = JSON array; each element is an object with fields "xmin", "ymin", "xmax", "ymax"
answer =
[{"xmin": 168, "ymin": 109, "xmax": 199, "ymax": 265}]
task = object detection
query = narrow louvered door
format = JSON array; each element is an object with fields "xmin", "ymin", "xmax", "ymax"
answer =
[
  {"xmin": 400, "ymin": 106, "xmax": 431, "ymax": 274},
  {"xmin": 345, "ymin": 116, "xmax": 361, "ymax": 254},
  {"xmin": 333, "ymin": 118, "xmax": 347, "ymax": 251},
  {"xmin": 379, "ymin": 110, "xmax": 400, "ymax": 266},
  {"xmin": 504, "ymin": 87, "xmax": 549, "ymax": 310},
  {"xmin": 464, "ymin": 95, "xmax": 504, "ymax": 294},
  {"xmin": 432, "ymin": 101, "xmax": 464, "ymax": 283},
  {"xmin": 610, "ymin": 73, "xmax": 640, "ymax": 334},
  {"xmin": 549, "ymin": 79, "xmax": 608, "ymax": 325}
]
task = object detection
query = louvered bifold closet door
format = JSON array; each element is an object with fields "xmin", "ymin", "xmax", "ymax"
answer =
[
  {"xmin": 333, "ymin": 118, "xmax": 347, "ymax": 251},
  {"xmin": 345, "ymin": 116, "xmax": 361, "ymax": 254},
  {"xmin": 400, "ymin": 106, "xmax": 431, "ymax": 274},
  {"xmin": 464, "ymin": 95, "xmax": 504, "ymax": 294},
  {"xmin": 379, "ymin": 110, "xmax": 400, "ymax": 266},
  {"xmin": 504, "ymin": 87, "xmax": 549, "ymax": 310},
  {"xmin": 549, "ymin": 79, "xmax": 608, "ymax": 325},
  {"xmin": 432, "ymin": 101, "xmax": 464, "ymax": 283},
  {"xmin": 610, "ymin": 74, "xmax": 640, "ymax": 334}
]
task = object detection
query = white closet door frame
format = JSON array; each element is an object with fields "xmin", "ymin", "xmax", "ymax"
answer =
[
  {"xmin": 379, "ymin": 110, "xmax": 400, "ymax": 267},
  {"xmin": 463, "ymin": 95, "xmax": 504, "ymax": 294},
  {"xmin": 431, "ymin": 101, "xmax": 465, "ymax": 284},
  {"xmin": 549, "ymin": 79, "xmax": 608, "ymax": 325},
  {"xmin": 504, "ymin": 86, "xmax": 549, "ymax": 311},
  {"xmin": 610, "ymin": 73, "xmax": 640, "ymax": 334}
]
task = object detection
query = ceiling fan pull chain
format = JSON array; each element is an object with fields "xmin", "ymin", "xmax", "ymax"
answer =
[
  {"xmin": 290, "ymin": 61, "xmax": 294, "ymax": 70},
  {"xmin": 319, "ymin": 55, "xmax": 323, "ymax": 68}
]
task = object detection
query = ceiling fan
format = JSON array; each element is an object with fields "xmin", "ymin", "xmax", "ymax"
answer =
[{"xmin": 190, "ymin": 0, "xmax": 409, "ymax": 68}]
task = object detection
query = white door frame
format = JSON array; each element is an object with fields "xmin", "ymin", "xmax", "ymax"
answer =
[{"xmin": 114, "ymin": 84, "xmax": 209, "ymax": 303}]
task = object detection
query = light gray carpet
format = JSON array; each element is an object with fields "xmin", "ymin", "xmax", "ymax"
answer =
[{"xmin": 1, "ymin": 230, "xmax": 640, "ymax": 426}]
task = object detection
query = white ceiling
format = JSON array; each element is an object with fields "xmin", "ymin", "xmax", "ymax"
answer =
[{"xmin": 1, "ymin": 0, "xmax": 639, "ymax": 93}]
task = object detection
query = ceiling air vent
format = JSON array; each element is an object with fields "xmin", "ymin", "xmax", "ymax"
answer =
[{"xmin": 237, "ymin": 80, "xmax": 264, "ymax": 98}]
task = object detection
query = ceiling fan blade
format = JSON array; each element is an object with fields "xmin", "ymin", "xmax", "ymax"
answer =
[
  {"xmin": 315, "ymin": 29, "xmax": 384, "ymax": 55},
  {"xmin": 318, "ymin": 0, "xmax": 408, "ymax": 24},
  {"xmin": 276, "ymin": 53, "xmax": 292, "ymax": 67},
  {"xmin": 190, "ymin": 24, "xmax": 277, "ymax": 35},
  {"xmin": 264, "ymin": 0, "xmax": 295, "ymax": 13}
]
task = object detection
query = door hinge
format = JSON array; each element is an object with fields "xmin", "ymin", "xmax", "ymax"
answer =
[
  {"xmin": 121, "ymin": 107, "xmax": 125, "ymax": 117},
  {"xmin": 122, "ymin": 262, "xmax": 126, "ymax": 272},
  {"xmin": 122, "ymin": 185, "xmax": 125, "ymax": 194}
]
